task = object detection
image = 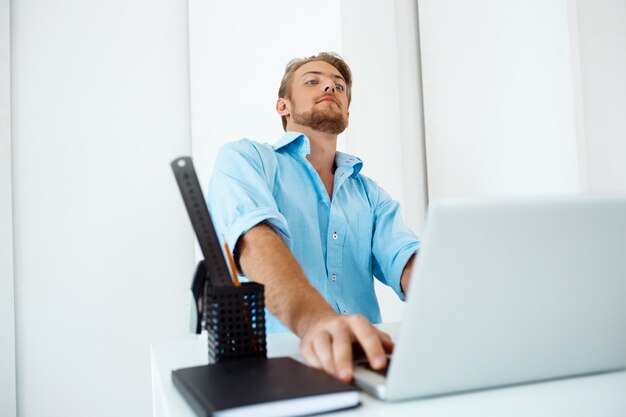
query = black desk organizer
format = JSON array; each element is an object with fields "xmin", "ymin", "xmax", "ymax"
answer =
[
  {"xmin": 172, "ymin": 156, "xmax": 267, "ymax": 363},
  {"xmin": 191, "ymin": 260, "xmax": 267, "ymax": 363}
]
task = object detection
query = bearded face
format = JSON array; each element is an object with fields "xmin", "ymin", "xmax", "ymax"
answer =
[{"xmin": 290, "ymin": 99, "xmax": 348, "ymax": 135}]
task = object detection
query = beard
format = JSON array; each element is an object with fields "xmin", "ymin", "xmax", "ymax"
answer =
[{"xmin": 291, "ymin": 102, "xmax": 348, "ymax": 135}]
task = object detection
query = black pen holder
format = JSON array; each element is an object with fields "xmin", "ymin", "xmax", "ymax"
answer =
[
  {"xmin": 204, "ymin": 281, "xmax": 268, "ymax": 363},
  {"xmin": 191, "ymin": 261, "xmax": 267, "ymax": 363}
]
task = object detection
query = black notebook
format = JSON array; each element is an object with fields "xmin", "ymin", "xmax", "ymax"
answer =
[{"xmin": 172, "ymin": 357, "xmax": 359, "ymax": 417}]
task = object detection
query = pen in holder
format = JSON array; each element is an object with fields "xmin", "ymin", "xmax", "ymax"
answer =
[{"xmin": 192, "ymin": 261, "xmax": 267, "ymax": 363}]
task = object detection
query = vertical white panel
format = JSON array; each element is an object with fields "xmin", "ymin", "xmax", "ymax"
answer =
[
  {"xmin": 419, "ymin": 0, "xmax": 582, "ymax": 200},
  {"xmin": 12, "ymin": 1, "xmax": 194, "ymax": 416},
  {"xmin": 576, "ymin": 0, "xmax": 626, "ymax": 193},
  {"xmin": 565, "ymin": 0, "xmax": 589, "ymax": 192},
  {"xmin": 341, "ymin": 0, "xmax": 427, "ymax": 322},
  {"xmin": 393, "ymin": 0, "xmax": 429, "ymax": 234},
  {"xmin": 0, "ymin": 0, "xmax": 16, "ymax": 415},
  {"xmin": 341, "ymin": 1, "xmax": 404, "ymax": 209}
]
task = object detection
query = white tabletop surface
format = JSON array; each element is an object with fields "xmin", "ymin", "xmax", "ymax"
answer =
[{"xmin": 151, "ymin": 323, "xmax": 626, "ymax": 417}]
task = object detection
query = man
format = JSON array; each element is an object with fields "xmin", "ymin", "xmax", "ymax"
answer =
[{"xmin": 208, "ymin": 52, "xmax": 420, "ymax": 382}]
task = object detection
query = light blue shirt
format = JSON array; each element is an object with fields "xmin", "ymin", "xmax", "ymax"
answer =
[{"xmin": 208, "ymin": 132, "xmax": 420, "ymax": 333}]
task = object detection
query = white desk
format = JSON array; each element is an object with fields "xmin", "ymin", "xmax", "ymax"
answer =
[{"xmin": 151, "ymin": 324, "xmax": 626, "ymax": 417}]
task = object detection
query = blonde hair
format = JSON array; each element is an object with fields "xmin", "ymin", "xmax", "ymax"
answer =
[{"xmin": 278, "ymin": 52, "xmax": 353, "ymax": 131}]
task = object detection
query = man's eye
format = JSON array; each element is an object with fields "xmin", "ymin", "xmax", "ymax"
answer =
[
  {"xmin": 306, "ymin": 80, "xmax": 318, "ymax": 85},
  {"xmin": 336, "ymin": 84, "xmax": 345, "ymax": 91}
]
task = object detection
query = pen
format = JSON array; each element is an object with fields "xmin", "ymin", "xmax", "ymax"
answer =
[{"xmin": 223, "ymin": 236, "xmax": 241, "ymax": 286}]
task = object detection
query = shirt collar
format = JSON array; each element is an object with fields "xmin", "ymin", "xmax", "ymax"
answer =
[
  {"xmin": 273, "ymin": 131, "xmax": 363, "ymax": 178},
  {"xmin": 335, "ymin": 151, "xmax": 363, "ymax": 178},
  {"xmin": 273, "ymin": 131, "xmax": 309, "ymax": 154}
]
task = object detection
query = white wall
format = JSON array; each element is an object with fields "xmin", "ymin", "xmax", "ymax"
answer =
[
  {"xmin": 1, "ymin": 0, "xmax": 16, "ymax": 415},
  {"xmin": 419, "ymin": 0, "xmax": 584, "ymax": 200},
  {"xmin": 575, "ymin": 0, "xmax": 626, "ymax": 193},
  {"xmin": 12, "ymin": 1, "xmax": 194, "ymax": 416}
]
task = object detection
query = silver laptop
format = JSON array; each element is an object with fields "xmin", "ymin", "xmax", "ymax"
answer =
[{"xmin": 354, "ymin": 196, "xmax": 626, "ymax": 401}]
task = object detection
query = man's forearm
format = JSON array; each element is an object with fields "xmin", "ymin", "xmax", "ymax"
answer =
[{"xmin": 237, "ymin": 223, "xmax": 337, "ymax": 336}]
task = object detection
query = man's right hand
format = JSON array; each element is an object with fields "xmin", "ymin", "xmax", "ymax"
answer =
[{"xmin": 299, "ymin": 314, "xmax": 394, "ymax": 383}]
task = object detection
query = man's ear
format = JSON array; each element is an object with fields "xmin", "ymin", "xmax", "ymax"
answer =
[{"xmin": 276, "ymin": 98, "xmax": 291, "ymax": 116}]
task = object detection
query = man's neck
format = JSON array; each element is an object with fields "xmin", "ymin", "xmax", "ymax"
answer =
[{"xmin": 288, "ymin": 124, "xmax": 337, "ymax": 174}]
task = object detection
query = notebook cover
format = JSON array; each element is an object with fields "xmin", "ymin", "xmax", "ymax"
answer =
[{"xmin": 172, "ymin": 357, "xmax": 359, "ymax": 416}]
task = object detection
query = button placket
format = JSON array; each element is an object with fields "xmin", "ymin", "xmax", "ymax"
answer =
[{"xmin": 326, "ymin": 207, "xmax": 345, "ymax": 301}]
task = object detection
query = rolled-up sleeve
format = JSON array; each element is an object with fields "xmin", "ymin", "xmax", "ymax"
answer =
[
  {"xmin": 207, "ymin": 140, "xmax": 292, "ymax": 255},
  {"xmin": 371, "ymin": 186, "xmax": 421, "ymax": 301}
]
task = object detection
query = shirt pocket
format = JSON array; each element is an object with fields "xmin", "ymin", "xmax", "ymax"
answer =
[{"xmin": 356, "ymin": 211, "xmax": 374, "ymax": 268}]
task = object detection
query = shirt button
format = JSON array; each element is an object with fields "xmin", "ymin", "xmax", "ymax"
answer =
[
  {"xmin": 332, "ymin": 232, "xmax": 338, "ymax": 240},
  {"xmin": 331, "ymin": 274, "xmax": 337, "ymax": 282},
  {"xmin": 342, "ymin": 310, "xmax": 348, "ymax": 315}
]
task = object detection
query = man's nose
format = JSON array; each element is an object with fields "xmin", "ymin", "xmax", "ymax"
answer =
[{"xmin": 323, "ymin": 80, "xmax": 335, "ymax": 93}]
